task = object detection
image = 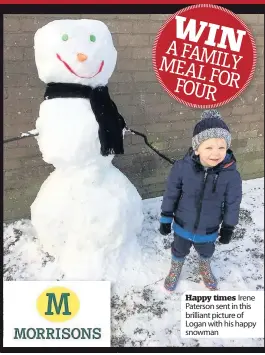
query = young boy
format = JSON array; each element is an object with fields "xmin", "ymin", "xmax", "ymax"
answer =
[{"xmin": 159, "ymin": 110, "xmax": 242, "ymax": 291}]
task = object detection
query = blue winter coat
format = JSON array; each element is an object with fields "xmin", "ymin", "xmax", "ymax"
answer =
[{"xmin": 160, "ymin": 148, "xmax": 242, "ymax": 243}]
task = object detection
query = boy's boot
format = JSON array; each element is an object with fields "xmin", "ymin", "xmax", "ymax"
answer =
[
  {"xmin": 199, "ymin": 257, "xmax": 218, "ymax": 290},
  {"xmin": 164, "ymin": 255, "xmax": 185, "ymax": 291}
]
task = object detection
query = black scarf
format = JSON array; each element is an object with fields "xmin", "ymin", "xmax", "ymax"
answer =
[{"xmin": 44, "ymin": 82, "xmax": 126, "ymax": 156}]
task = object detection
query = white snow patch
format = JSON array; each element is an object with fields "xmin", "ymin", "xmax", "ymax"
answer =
[
  {"xmin": 20, "ymin": 129, "xmax": 38, "ymax": 137},
  {"xmin": 4, "ymin": 178, "xmax": 264, "ymax": 347}
]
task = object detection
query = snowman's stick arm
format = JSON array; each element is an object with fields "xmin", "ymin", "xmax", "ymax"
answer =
[
  {"xmin": 4, "ymin": 131, "xmax": 39, "ymax": 144},
  {"xmin": 4, "ymin": 127, "xmax": 175, "ymax": 166},
  {"xmin": 127, "ymin": 128, "xmax": 175, "ymax": 165}
]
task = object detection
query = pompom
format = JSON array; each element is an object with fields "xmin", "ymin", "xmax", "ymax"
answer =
[{"xmin": 201, "ymin": 109, "xmax": 222, "ymax": 120}]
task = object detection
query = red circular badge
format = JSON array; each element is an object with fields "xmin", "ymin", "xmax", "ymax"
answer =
[{"xmin": 153, "ymin": 4, "xmax": 257, "ymax": 108}]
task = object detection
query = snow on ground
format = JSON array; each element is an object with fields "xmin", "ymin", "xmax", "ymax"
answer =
[{"xmin": 4, "ymin": 178, "xmax": 264, "ymax": 347}]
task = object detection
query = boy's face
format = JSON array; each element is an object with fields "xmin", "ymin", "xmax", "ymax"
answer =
[{"xmin": 195, "ymin": 138, "xmax": 227, "ymax": 167}]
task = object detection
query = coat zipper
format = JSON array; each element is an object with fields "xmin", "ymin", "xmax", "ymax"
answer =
[
  {"xmin": 212, "ymin": 173, "xmax": 219, "ymax": 193},
  {"xmin": 194, "ymin": 169, "xmax": 208, "ymax": 231}
]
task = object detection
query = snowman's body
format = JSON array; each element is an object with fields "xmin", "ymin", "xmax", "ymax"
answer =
[{"xmin": 31, "ymin": 19, "xmax": 143, "ymax": 280}]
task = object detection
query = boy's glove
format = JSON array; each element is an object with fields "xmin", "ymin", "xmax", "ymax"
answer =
[
  {"xmin": 159, "ymin": 212, "xmax": 173, "ymax": 236},
  {"xmin": 159, "ymin": 223, "xmax": 171, "ymax": 236},
  {"xmin": 219, "ymin": 224, "xmax": 234, "ymax": 244}
]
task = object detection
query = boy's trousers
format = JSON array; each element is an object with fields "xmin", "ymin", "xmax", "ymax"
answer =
[{"xmin": 172, "ymin": 233, "xmax": 215, "ymax": 259}]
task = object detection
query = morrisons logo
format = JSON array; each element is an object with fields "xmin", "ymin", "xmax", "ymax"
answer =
[
  {"xmin": 14, "ymin": 327, "xmax": 101, "ymax": 340},
  {"xmin": 13, "ymin": 285, "xmax": 102, "ymax": 341},
  {"xmin": 45, "ymin": 292, "xmax": 71, "ymax": 316},
  {"xmin": 37, "ymin": 286, "xmax": 79, "ymax": 322}
]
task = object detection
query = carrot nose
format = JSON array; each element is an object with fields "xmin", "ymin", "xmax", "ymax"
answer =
[{"xmin": 77, "ymin": 53, "xmax": 88, "ymax": 62}]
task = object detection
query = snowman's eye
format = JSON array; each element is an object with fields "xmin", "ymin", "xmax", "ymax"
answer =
[
  {"xmin": 62, "ymin": 34, "xmax": 69, "ymax": 41},
  {"xmin": 90, "ymin": 34, "xmax": 96, "ymax": 42}
]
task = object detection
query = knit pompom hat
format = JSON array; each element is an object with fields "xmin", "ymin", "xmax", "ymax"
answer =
[{"xmin": 192, "ymin": 110, "xmax": 231, "ymax": 151}]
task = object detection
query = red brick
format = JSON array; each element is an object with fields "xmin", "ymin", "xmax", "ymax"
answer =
[
  {"xmin": 169, "ymin": 137, "xmax": 191, "ymax": 150},
  {"xmin": 7, "ymin": 87, "xmax": 43, "ymax": 100},
  {"xmin": 135, "ymin": 82, "xmax": 163, "ymax": 93},
  {"xmin": 4, "ymin": 113, "xmax": 36, "ymax": 126},
  {"xmin": 23, "ymin": 47, "xmax": 35, "ymax": 60},
  {"xmin": 219, "ymin": 106, "xmax": 233, "ymax": 117},
  {"xmin": 4, "ymin": 33, "xmax": 34, "ymax": 47},
  {"xmin": 160, "ymin": 113, "xmax": 193, "ymax": 123},
  {"xmin": 230, "ymin": 122, "xmax": 250, "ymax": 132},
  {"xmin": 132, "ymin": 21, "xmax": 162, "ymax": 34},
  {"xmin": 5, "ymin": 97, "xmax": 41, "ymax": 114},
  {"xmin": 116, "ymin": 47, "xmax": 133, "ymax": 59},
  {"xmin": 129, "ymin": 124, "xmax": 147, "ymax": 133},
  {"xmin": 28, "ymin": 75, "xmax": 44, "ymax": 87},
  {"xmin": 144, "ymin": 131, "xmax": 188, "ymax": 143},
  {"xmin": 20, "ymin": 18, "xmax": 50, "ymax": 32},
  {"xmin": 103, "ymin": 20, "xmax": 133, "ymax": 34},
  {"xmin": 111, "ymin": 93, "xmax": 133, "ymax": 106},
  {"xmin": 146, "ymin": 122, "xmax": 173, "ymax": 133},
  {"xmin": 253, "ymin": 102, "xmax": 264, "ymax": 114},
  {"xmin": 132, "ymin": 47, "xmax": 152, "ymax": 59},
  {"xmin": 118, "ymin": 34, "xmax": 149, "ymax": 47},
  {"xmin": 4, "ymin": 73, "xmax": 29, "ymax": 87},
  {"xmin": 4, "ymin": 121, "xmax": 35, "ymax": 137},
  {"xmin": 4, "ymin": 61, "xmax": 38, "ymax": 74},
  {"xmin": 131, "ymin": 133, "xmax": 146, "ymax": 144},
  {"xmin": 251, "ymin": 25, "xmax": 264, "ymax": 36},
  {"xmin": 130, "ymin": 92, "xmax": 160, "ymax": 105},
  {"xmin": 241, "ymin": 114, "xmax": 263, "ymax": 123},
  {"xmin": 230, "ymin": 139, "xmax": 248, "ymax": 149},
  {"xmin": 131, "ymin": 113, "xmax": 149, "ymax": 125},
  {"xmin": 4, "ymin": 46, "xmax": 24, "ymax": 61},
  {"xmin": 123, "ymin": 105, "xmax": 143, "ymax": 118},
  {"xmin": 239, "ymin": 14, "xmax": 260, "ymax": 25},
  {"xmin": 145, "ymin": 103, "xmax": 172, "ymax": 115},
  {"xmin": 4, "ymin": 17, "xmax": 20, "ymax": 32},
  {"xmin": 4, "ymin": 157, "xmax": 21, "ymax": 170},
  {"xmin": 232, "ymin": 105, "xmax": 253, "ymax": 116},
  {"xmin": 109, "ymin": 82, "xmax": 134, "ymax": 95},
  {"xmin": 258, "ymin": 14, "xmax": 264, "ymax": 24},
  {"xmin": 257, "ymin": 46, "xmax": 264, "ymax": 58},
  {"xmin": 257, "ymin": 55, "xmax": 264, "ymax": 68},
  {"xmin": 4, "ymin": 146, "xmax": 38, "ymax": 160},
  {"xmin": 116, "ymin": 59, "xmax": 151, "ymax": 71},
  {"xmin": 171, "ymin": 120, "xmax": 196, "ymax": 131},
  {"xmin": 245, "ymin": 137, "xmax": 264, "ymax": 151},
  {"xmin": 238, "ymin": 130, "xmax": 258, "ymax": 139},
  {"xmin": 133, "ymin": 71, "xmax": 156, "ymax": 82},
  {"xmin": 4, "ymin": 165, "xmax": 53, "ymax": 183},
  {"xmin": 256, "ymin": 36, "xmax": 264, "ymax": 46},
  {"xmin": 150, "ymin": 14, "xmax": 171, "ymax": 21},
  {"xmin": 250, "ymin": 121, "xmax": 264, "ymax": 131},
  {"xmin": 149, "ymin": 35, "xmax": 158, "ymax": 45}
]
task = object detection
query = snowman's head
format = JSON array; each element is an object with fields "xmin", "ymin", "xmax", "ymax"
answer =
[{"xmin": 34, "ymin": 19, "xmax": 117, "ymax": 87}]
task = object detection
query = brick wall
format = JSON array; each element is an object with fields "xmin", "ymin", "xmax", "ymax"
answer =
[{"xmin": 4, "ymin": 14, "xmax": 264, "ymax": 221}]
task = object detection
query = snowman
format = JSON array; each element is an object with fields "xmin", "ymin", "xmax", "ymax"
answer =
[{"xmin": 31, "ymin": 19, "xmax": 143, "ymax": 281}]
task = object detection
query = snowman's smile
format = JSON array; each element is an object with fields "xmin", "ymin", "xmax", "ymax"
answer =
[{"xmin": 56, "ymin": 53, "xmax": 104, "ymax": 79}]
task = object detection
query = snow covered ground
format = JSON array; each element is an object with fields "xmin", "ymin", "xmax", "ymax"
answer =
[{"xmin": 4, "ymin": 178, "xmax": 264, "ymax": 347}]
